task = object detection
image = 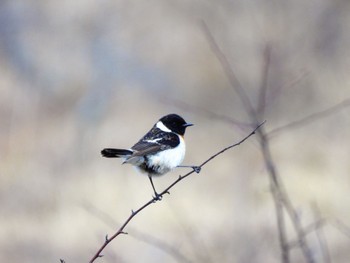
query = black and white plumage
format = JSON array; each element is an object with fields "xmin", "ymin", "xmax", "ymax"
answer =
[{"xmin": 101, "ymin": 114, "xmax": 193, "ymax": 197}]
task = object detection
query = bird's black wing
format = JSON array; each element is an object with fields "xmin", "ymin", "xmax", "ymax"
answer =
[{"xmin": 130, "ymin": 126, "xmax": 180, "ymax": 157}]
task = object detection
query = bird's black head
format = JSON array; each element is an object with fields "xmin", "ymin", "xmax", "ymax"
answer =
[{"xmin": 159, "ymin": 114, "xmax": 193, "ymax": 136}]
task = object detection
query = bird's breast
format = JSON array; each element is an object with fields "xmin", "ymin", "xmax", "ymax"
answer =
[{"xmin": 146, "ymin": 136, "xmax": 186, "ymax": 176}]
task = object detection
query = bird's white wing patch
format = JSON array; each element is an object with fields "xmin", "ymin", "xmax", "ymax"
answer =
[{"xmin": 145, "ymin": 138, "xmax": 162, "ymax": 143}]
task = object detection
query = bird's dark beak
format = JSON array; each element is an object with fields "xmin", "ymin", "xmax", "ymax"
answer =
[{"xmin": 183, "ymin": 123, "xmax": 193, "ymax": 127}]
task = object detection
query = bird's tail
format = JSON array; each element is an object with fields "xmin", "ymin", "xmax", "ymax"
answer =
[{"xmin": 101, "ymin": 148, "xmax": 133, "ymax": 158}]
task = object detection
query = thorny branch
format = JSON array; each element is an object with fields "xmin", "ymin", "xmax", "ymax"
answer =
[
  {"xmin": 84, "ymin": 203, "xmax": 193, "ymax": 263},
  {"xmin": 88, "ymin": 122, "xmax": 265, "ymax": 263}
]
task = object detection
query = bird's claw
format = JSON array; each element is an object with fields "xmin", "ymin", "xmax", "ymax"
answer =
[
  {"xmin": 192, "ymin": 166, "xmax": 201, "ymax": 173},
  {"xmin": 153, "ymin": 193, "xmax": 163, "ymax": 201}
]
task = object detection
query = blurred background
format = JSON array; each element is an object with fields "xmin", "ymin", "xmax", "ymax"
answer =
[{"xmin": 1, "ymin": 0, "xmax": 350, "ymax": 262}]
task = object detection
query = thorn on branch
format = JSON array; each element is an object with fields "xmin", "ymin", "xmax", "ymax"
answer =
[
  {"xmin": 131, "ymin": 209, "xmax": 135, "ymax": 215},
  {"xmin": 60, "ymin": 259, "xmax": 65, "ymax": 263},
  {"xmin": 120, "ymin": 231, "xmax": 128, "ymax": 235},
  {"xmin": 98, "ymin": 254, "xmax": 104, "ymax": 258},
  {"xmin": 105, "ymin": 235, "xmax": 109, "ymax": 243}
]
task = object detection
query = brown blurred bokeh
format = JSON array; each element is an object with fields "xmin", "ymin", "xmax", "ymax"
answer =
[{"xmin": 1, "ymin": 1, "xmax": 350, "ymax": 262}]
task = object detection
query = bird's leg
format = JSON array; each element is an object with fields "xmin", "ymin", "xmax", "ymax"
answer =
[
  {"xmin": 148, "ymin": 175, "xmax": 162, "ymax": 201},
  {"xmin": 177, "ymin": 165, "xmax": 201, "ymax": 173}
]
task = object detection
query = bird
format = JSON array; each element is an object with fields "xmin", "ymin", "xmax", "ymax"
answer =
[{"xmin": 101, "ymin": 113, "xmax": 196, "ymax": 199}]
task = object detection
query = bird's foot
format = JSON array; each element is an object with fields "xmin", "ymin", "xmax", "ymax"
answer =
[
  {"xmin": 153, "ymin": 192, "xmax": 163, "ymax": 201},
  {"xmin": 192, "ymin": 166, "xmax": 201, "ymax": 173}
]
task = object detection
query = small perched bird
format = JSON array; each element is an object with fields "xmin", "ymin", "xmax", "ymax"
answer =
[{"xmin": 101, "ymin": 114, "xmax": 195, "ymax": 198}]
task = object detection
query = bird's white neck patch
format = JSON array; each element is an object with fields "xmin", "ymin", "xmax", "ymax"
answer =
[{"xmin": 156, "ymin": 121, "xmax": 171, "ymax": 132}]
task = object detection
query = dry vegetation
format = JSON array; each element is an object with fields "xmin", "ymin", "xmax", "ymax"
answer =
[{"xmin": 1, "ymin": 1, "xmax": 350, "ymax": 262}]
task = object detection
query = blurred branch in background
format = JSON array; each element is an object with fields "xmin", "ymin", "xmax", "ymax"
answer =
[
  {"xmin": 159, "ymin": 22, "xmax": 350, "ymax": 262},
  {"xmin": 161, "ymin": 97, "xmax": 251, "ymax": 129},
  {"xmin": 331, "ymin": 219, "xmax": 350, "ymax": 239},
  {"xmin": 2, "ymin": 2, "xmax": 350, "ymax": 263},
  {"xmin": 287, "ymin": 214, "xmax": 350, "ymax": 256},
  {"xmin": 185, "ymin": 21, "xmax": 350, "ymax": 263},
  {"xmin": 311, "ymin": 203, "xmax": 331, "ymax": 263},
  {"xmin": 257, "ymin": 44, "xmax": 271, "ymax": 118},
  {"xmin": 201, "ymin": 21, "xmax": 312, "ymax": 263},
  {"xmin": 87, "ymin": 122, "xmax": 264, "ymax": 263},
  {"xmin": 83, "ymin": 203, "xmax": 193, "ymax": 263},
  {"xmin": 267, "ymin": 98, "xmax": 350, "ymax": 139}
]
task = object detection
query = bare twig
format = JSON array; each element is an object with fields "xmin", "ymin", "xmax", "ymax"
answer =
[
  {"xmin": 88, "ymin": 122, "xmax": 265, "ymax": 263},
  {"xmin": 160, "ymin": 97, "xmax": 251, "ymax": 128},
  {"xmin": 259, "ymin": 132, "xmax": 290, "ymax": 263},
  {"xmin": 257, "ymin": 44, "xmax": 272, "ymax": 118},
  {"xmin": 312, "ymin": 203, "xmax": 332, "ymax": 263},
  {"xmin": 288, "ymin": 217, "xmax": 350, "ymax": 248},
  {"xmin": 265, "ymin": 70, "xmax": 310, "ymax": 109},
  {"xmin": 83, "ymin": 203, "xmax": 193, "ymax": 263},
  {"xmin": 201, "ymin": 21, "xmax": 257, "ymax": 120},
  {"xmin": 288, "ymin": 218, "xmax": 327, "ymax": 249},
  {"xmin": 267, "ymin": 98, "xmax": 350, "ymax": 138},
  {"xmin": 287, "ymin": 216, "xmax": 350, "ymax": 262},
  {"xmin": 201, "ymin": 21, "xmax": 316, "ymax": 263},
  {"xmin": 202, "ymin": 20, "xmax": 291, "ymax": 262},
  {"xmin": 331, "ymin": 219, "xmax": 350, "ymax": 239}
]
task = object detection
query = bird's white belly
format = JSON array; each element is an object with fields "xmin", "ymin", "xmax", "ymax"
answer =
[{"xmin": 146, "ymin": 136, "xmax": 186, "ymax": 176}]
